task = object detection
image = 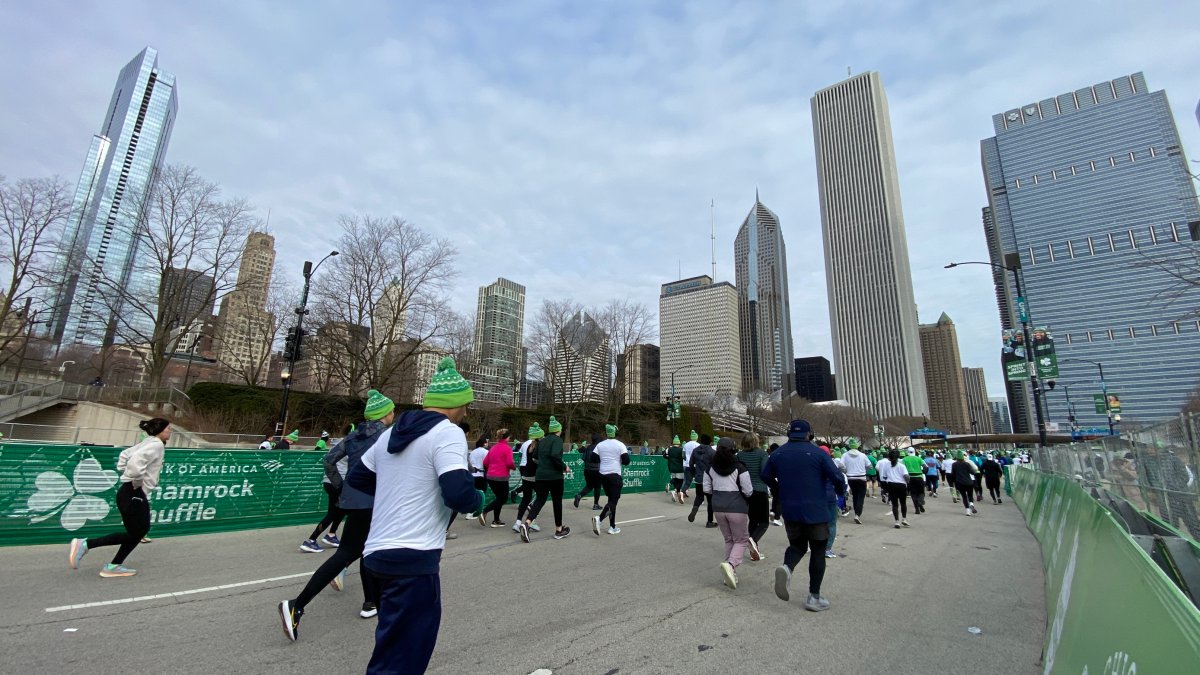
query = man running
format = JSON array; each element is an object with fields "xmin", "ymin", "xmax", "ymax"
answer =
[
  {"xmin": 573, "ymin": 433, "xmax": 604, "ymax": 511},
  {"xmin": 924, "ymin": 451, "xmax": 940, "ymax": 497},
  {"xmin": 902, "ymin": 449, "xmax": 927, "ymax": 514},
  {"xmin": 952, "ymin": 451, "xmax": 979, "ymax": 516},
  {"xmin": 942, "ymin": 453, "xmax": 957, "ymax": 503},
  {"xmin": 982, "ymin": 453, "xmax": 1004, "ymax": 504},
  {"xmin": 687, "ymin": 434, "xmax": 717, "ymax": 528},
  {"xmin": 667, "ymin": 436, "xmax": 686, "ymax": 504},
  {"xmin": 681, "ymin": 430, "xmax": 699, "ymax": 501},
  {"xmin": 591, "ymin": 424, "xmax": 629, "ymax": 535},
  {"xmin": 762, "ymin": 420, "xmax": 846, "ymax": 612},
  {"xmin": 842, "ymin": 439, "xmax": 870, "ymax": 524}
]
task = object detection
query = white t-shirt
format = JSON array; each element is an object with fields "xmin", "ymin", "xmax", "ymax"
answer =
[
  {"xmin": 594, "ymin": 438, "xmax": 628, "ymax": 475},
  {"xmin": 941, "ymin": 458, "xmax": 954, "ymax": 474},
  {"xmin": 362, "ymin": 420, "xmax": 469, "ymax": 556},
  {"xmin": 258, "ymin": 440, "xmax": 273, "ymax": 450},
  {"xmin": 682, "ymin": 440, "xmax": 699, "ymax": 467},
  {"xmin": 469, "ymin": 447, "xmax": 487, "ymax": 477}
]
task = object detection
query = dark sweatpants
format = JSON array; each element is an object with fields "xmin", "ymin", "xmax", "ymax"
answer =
[
  {"xmin": 847, "ymin": 478, "xmax": 867, "ymax": 517},
  {"xmin": 692, "ymin": 481, "xmax": 714, "ymax": 523},
  {"xmin": 527, "ymin": 478, "xmax": 565, "ymax": 528},
  {"xmin": 783, "ymin": 520, "xmax": 829, "ymax": 595},
  {"xmin": 86, "ymin": 483, "xmax": 150, "ymax": 565},
  {"xmin": 747, "ymin": 491, "xmax": 770, "ymax": 542},
  {"xmin": 366, "ymin": 571, "xmax": 441, "ymax": 675},
  {"xmin": 597, "ymin": 473, "xmax": 623, "ymax": 528},
  {"xmin": 576, "ymin": 469, "xmax": 602, "ymax": 505},
  {"xmin": 293, "ymin": 509, "xmax": 380, "ymax": 612}
]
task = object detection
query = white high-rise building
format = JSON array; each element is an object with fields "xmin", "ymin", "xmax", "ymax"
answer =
[
  {"xmin": 812, "ymin": 71, "xmax": 928, "ymax": 419},
  {"xmin": 549, "ymin": 311, "xmax": 610, "ymax": 404},
  {"xmin": 471, "ymin": 278, "xmax": 525, "ymax": 405},
  {"xmin": 734, "ymin": 194, "xmax": 794, "ymax": 396},
  {"xmin": 216, "ymin": 232, "xmax": 275, "ymax": 384},
  {"xmin": 658, "ymin": 276, "xmax": 741, "ymax": 402}
]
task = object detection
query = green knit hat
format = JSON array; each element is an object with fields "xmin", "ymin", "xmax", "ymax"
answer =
[
  {"xmin": 605, "ymin": 424, "xmax": 617, "ymax": 439},
  {"xmin": 689, "ymin": 430, "xmax": 698, "ymax": 441},
  {"xmin": 548, "ymin": 416, "xmax": 562, "ymax": 434},
  {"xmin": 364, "ymin": 389, "xmax": 395, "ymax": 420},
  {"xmin": 423, "ymin": 357, "xmax": 474, "ymax": 409},
  {"xmin": 713, "ymin": 436, "xmax": 720, "ymax": 445},
  {"xmin": 848, "ymin": 438, "xmax": 860, "ymax": 449},
  {"xmin": 528, "ymin": 422, "xmax": 544, "ymax": 439},
  {"xmin": 286, "ymin": 429, "xmax": 300, "ymax": 442},
  {"xmin": 672, "ymin": 435, "xmax": 680, "ymax": 445}
]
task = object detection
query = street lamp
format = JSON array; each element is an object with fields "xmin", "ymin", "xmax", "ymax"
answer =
[
  {"xmin": 667, "ymin": 364, "xmax": 693, "ymax": 438},
  {"xmin": 945, "ymin": 258, "xmax": 1049, "ymax": 448},
  {"xmin": 1052, "ymin": 382, "xmax": 1080, "ymax": 435},
  {"xmin": 1062, "ymin": 358, "xmax": 1116, "ymax": 436},
  {"xmin": 276, "ymin": 249, "xmax": 338, "ymax": 435}
]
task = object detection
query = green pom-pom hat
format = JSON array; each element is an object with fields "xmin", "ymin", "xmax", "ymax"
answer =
[{"xmin": 423, "ymin": 357, "xmax": 474, "ymax": 409}]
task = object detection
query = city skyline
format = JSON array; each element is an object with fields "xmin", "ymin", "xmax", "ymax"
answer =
[{"xmin": 3, "ymin": 4, "xmax": 1199, "ymax": 400}]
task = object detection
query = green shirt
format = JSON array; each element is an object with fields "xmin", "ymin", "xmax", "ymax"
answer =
[
  {"xmin": 902, "ymin": 454, "xmax": 925, "ymax": 476},
  {"xmin": 666, "ymin": 446, "xmax": 684, "ymax": 473},
  {"xmin": 534, "ymin": 434, "xmax": 566, "ymax": 480}
]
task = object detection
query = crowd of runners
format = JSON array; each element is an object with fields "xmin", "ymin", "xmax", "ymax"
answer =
[{"xmin": 62, "ymin": 355, "xmax": 1029, "ymax": 674}]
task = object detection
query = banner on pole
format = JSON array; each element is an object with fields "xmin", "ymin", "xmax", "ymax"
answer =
[{"xmin": 1002, "ymin": 329, "xmax": 1029, "ymax": 381}]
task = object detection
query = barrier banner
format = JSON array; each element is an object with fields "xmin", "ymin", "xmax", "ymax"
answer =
[
  {"xmin": 1010, "ymin": 468, "xmax": 1200, "ymax": 674},
  {"xmin": 1, "ymin": 443, "xmax": 672, "ymax": 546}
]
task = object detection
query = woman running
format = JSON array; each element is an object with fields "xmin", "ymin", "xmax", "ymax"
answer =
[
  {"xmin": 883, "ymin": 448, "xmax": 910, "ymax": 528},
  {"xmin": 573, "ymin": 434, "xmax": 604, "ymax": 510},
  {"xmin": 300, "ymin": 436, "xmax": 347, "ymax": 553},
  {"xmin": 68, "ymin": 417, "xmax": 170, "ymax": 578},
  {"xmin": 520, "ymin": 417, "xmax": 571, "ymax": 541},
  {"xmin": 736, "ymin": 432, "xmax": 770, "ymax": 560},
  {"xmin": 469, "ymin": 434, "xmax": 489, "ymax": 493},
  {"xmin": 705, "ymin": 438, "xmax": 753, "ymax": 589},
  {"xmin": 952, "ymin": 451, "xmax": 979, "ymax": 516},
  {"xmin": 512, "ymin": 423, "xmax": 542, "ymax": 534},
  {"xmin": 591, "ymin": 424, "xmax": 629, "ymax": 535},
  {"xmin": 667, "ymin": 436, "xmax": 686, "ymax": 504},
  {"xmin": 479, "ymin": 429, "xmax": 516, "ymax": 527},
  {"xmin": 942, "ymin": 453, "xmax": 957, "ymax": 502},
  {"xmin": 982, "ymin": 453, "xmax": 1004, "ymax": 504}
]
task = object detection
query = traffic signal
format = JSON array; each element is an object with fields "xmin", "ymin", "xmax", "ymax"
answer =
[{"xmin": 283, "ymin": 326, "xmax": 307, "ymax": 361}]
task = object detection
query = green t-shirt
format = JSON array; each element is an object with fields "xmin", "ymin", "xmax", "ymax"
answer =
[{"xmin": 901, "ymin": 454, "xmax": 925, "ymax": 476}]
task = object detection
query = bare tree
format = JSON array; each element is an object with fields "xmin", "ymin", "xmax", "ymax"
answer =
[
  {"xmin": 526, "ymin": 298, "xmax": 593, "ymax": 441},
  {"xmin": 309, "ymin": 215, "xmax": 458, "ymax": 396},
  {"xmin": 597, "ymin": 298, "xmax": 656, "ymax": 425},
  {"xmin": 0, "ymin": 175, "xmax": 72, "ymax": 367}
]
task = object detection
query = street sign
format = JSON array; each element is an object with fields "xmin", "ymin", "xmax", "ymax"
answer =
[{"xmin": 1094, "ymin": 393, "xmax": 1121, "ymax": 414}]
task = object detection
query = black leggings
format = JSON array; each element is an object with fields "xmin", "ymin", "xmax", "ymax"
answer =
[
  {"xmin": 848, "ymin": 479, "xmax": 867, "ymax": 516},
  {"xmin": 747, "ymin": 491, "xmax": 770, "ymax": 542},
  {"xmin": 908, "ymin": 476, "xmax": 925, "ymax": 510},
  {"xmin": 527, "ymin": 478, "xmax": 564, "ymax": 528},
  {"xmin": 87, "ymin": 482, "xmax": 150, "ymax": 565},
  {"xmin": 783, "ymin": 523, "xmax": 828, "ymax": 595},
  {"xmin": 670, "ymin": 476, "xmax": 684, "ymax": 492},
  {"xmin": 958, "ymin": 482, "xmax": 975, "ymax": 509},
  {"xmin": 483, "ymin": 479, "xmax": 510, "ymax": 523},
  {"xmin": 692, "ymin": 482, "xmax": 714, "ymax": 523},
  {"xmin": 986, "ymin": 480, "xmax": 1001, "ymax": 502},
  {"xmin": 515, "ymin": 479, "xmax": 536, "ymax": 519},
  {"xmin": 597, "ymin": 474, "xmax": 623, "ymax": 527},
  {"xmin": 309, "ymin": 483, "xmax": 344, "ymax": 540},
  {"xmin": 886, "ymin": 482, "xmax": 908, "ymax": 520},
  {"xmin": 294, "ymin": 509, "xmax": 380, "ymax": 612},
  {"xmin": 576, "ymin": 469, "xmax": 602, "ymax": 504}
]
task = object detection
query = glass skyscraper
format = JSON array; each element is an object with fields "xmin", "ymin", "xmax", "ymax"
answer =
[
  {"xmin": 50, "ymin": 47, "xmax": 178, "ymax": 347},
  {"xmin": 981, "ymin": 72, "xmax": 1200, "ymax": 428},
  {"xmin": 733, "ymin": 194, "xmax": 794, "ymax": 396},
  {"xmin": 471, "ymin": 277, "xmax": 525, "ymax": 405}
]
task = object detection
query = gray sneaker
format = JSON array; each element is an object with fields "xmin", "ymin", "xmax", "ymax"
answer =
[
  {"xmin": 804, "ymin": 594, "xmax": 830, "ymax": 612},
  {"xmin": 774, "ymin": 565, "xmax": 791, "ymax": 602}
]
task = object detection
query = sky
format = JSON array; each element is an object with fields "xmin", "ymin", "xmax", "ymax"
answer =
[{"xmin": 2, "ymin": 0, "xmax": 1198, "ymax": 398}]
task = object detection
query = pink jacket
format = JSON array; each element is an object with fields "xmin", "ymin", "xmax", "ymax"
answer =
[{"xmin": 483, "ymin": 440, "xmax": 516, "ymax": 479}]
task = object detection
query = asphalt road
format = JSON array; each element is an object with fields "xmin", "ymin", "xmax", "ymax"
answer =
[{"xmin": 0, "ymin": 487, "xmax": 1046, "ymax": 674}]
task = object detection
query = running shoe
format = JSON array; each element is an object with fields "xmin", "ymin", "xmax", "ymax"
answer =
[
  {"xmin": 477, "ymin": 512, "xmax": 487, "ymax": 527},
  {"xmin": 607, "ymin": 527, "xmax": 621, "ymax": 535},
  {"xmin": 592, "ymin": 504, "xmax": 602, "ymax": 511},
  {"xmin": 330, "ymin": 568, "xmax": 346, "ymax": 592},
  {"xmin": 901, "ymin": 520, "xmax": 910, "ymax": 527},
  {"xmin": 321, "ymin": 534, "xmax": 341, "ymax": 548},
  {"xmin": 279, "ymin": 600, "xmax": 301, "ymax": 641},
  {"xmin": 774, "ymin": 565, "xmax": 791, "ymax": 601},
  {"xmin": 894, "ymin": 522, "xmax": 901, "ymax": 529},
  {"xmin": 511, "ymin": 522, "xmax": 521, "ymax": 533},
  {"xmin": 359, "ymin": 602, "xmax": 378, "ymax": 619},
  {"xmin": 998, "ymin": 499, "xmax": 1003, "ymax": 504},
  {"xmin": 489, "ymin": 521, "xmax": 506, "ymax": 528},
  {"xmin": 553, "ymin": 526, "xmax": 571, "ymax": 540},
  {"xmin": 299, "ymin": 539, "xmax": 324, "ymax": 553},
  {"xmin": 446, "ymin": 532, "xmax": 459, "ymax": 540},
  {"xmin": 804, "ymin": 594, "xmax": 830, "ymax": 612},
  {"xmin": 853, "ymin": 516, "xmax": 862, "ymax": 525},
  {"xmin": 68, "ymin": 538, "xmax": 88, "ymax": 569},
  {"xmin": 140, "ymin": 537, "xmax": 152, "ymax": 543},
  {"xmin": 825, "ymin": 551, "xmax": 837, "ymax": 559},
  {"xmin": 705, "ymin": 522, "xmax": 718, "ymax": 528},
  {"xmin": 665, "ymin": 485, "xmax": 673, "ymax": 499},
  {"xmin": 747, "ymin": 537, "xmax": 761, "ymax": 561},
  {"xmin": 971, "ymin": 505, "xmax": 979, "ymax": 514},
  {"xmin": 592, "ymin": 515, "xmax": 601, "ymax": 536},
  {"xmin": 687, "ymin": 509, "xmax": 697, "ymax": 523},
  {"xmin": 676, "ymin": 492, "xmax": 685, "ymax": 505},
  {"xmin": 573, "ymin": 494, "xmax": 582, "ymax": 509},
  {"xmin": 529, "ymin": 521, "xmax": 541, "ymax": 532},
  {"xmin": 965, "ymin": 509, "xmax": 972, "ymax": 517},
  {"xmin": 99, "ymin": 564, "xmax": 136, "ymax": 578},
  {"xmin": 519, "ymin": 522, "xmax": 530, "ymax": 543},
  {"xmin": 720, "ymin": 562, "xmax": 737, "ymax": 589},
  {"xmin": 772, "ymin": 518, "xmax": 783, "ymax": 526}
]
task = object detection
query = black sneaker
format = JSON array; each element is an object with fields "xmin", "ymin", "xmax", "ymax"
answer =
[
  {"xmin": 554, "ymin": 526, "xmax": 572, "ymax": 540},
  {"xmin": 688, "ymin": 509, "xmax": 698, "ymax": 523},
  {"xmin": 592, "ymin": 504, "xmax": 602, "ymax": 511},
  {"xmin": 279, "ymin": 600, "xmax": 302, "ymax": 641},
  {"xmin": 573, "ymin": 494, "xmax": 582, "ymax": 509},
  {"xmin": 359, "ymin": 602, "xmax": 378, "ymax": 619},
  {"xmin": 705, "ymin": 522, "xmax": 718, "ymax": 528}
]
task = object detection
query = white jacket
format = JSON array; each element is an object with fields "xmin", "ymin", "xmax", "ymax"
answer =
[
  {"xmin": 118, "ymin": 436, "xmax": 165, "ymax": 494},
  {"xmin": 842, "ymin": 450, "xmax": 871, "ymax": 478}
]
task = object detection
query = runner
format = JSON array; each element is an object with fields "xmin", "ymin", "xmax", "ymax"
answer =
[
  {"xmin": 572, "ymin": 433, "xmax": 603, "ymax": 510},
  {"xmin": 519, "ymin": 416, "xmax": 571, "ymax": 541},
  {"xmin": 258, "ymin": 434, "xmax": 275, "ymax": 450},
  {"xmin": 591, "ymin": 424, "xmax": 629, "ymax": 535},
  {"xmin": 681, "ymin": 430, "xmax": 699, "ymax": 501},
  {"xmin": 982, "ymin": 453, "xmax": 1004, "ymax": 504},
  {"xmin": 876, "ymin": 451, "xmax": 893, "ymax": 506},
  {"xmin": 970, "ymin": 449, "xmax": 985, "ymax": 501},
  {"xmin": 923, "ymin": 451, "xmax": 940, "ymax": 497},
  {"xmin": 68, "ymin": 417, "xmax": 170, "ymax": 578},
  {"xmin": 942, "ymin": 453, "xmax": 957, "ymax": 503},
  {"xmin": 469, "ymin": 435, "xmax": 489, "ymax": 493},
  {"xmin": 277, "ymin": 429, "xmax": 298, "ymax": 450},
  {"xmin": 762, "ymin": 419, "xmax": 846, "ymax": 612},
  {"xmin": 479, "ymin": 429, "xmax": 516, "ymax": 527},
  {"xmin": 667, "ymin": 436, "xmax": 686, "ymax": 504},
  {"xmin": 344, "ymin": 357, "xmax": 483, "ymax": 674},
  {"xmin": 706, "ymin": 437, "xmax": 753, "ymax": 589},
  {"xmin": 768, "ymin": 443, "xmax": 783, "ymax": 525},
  {"xmin": 278, "ymin": 390, "xmax": 395, "ymax": 638},
  {"xmin": 687, "ymin": 434, "xmax": 717, "ymax": 528},
  {"xmin": 903, "ymin": 449, "xmax": 927, "ymax": 514},
  {"xmin": 865, "ymin": 448, "xmax": 879, "ymax": 499},
  {"xmin": 841, "ymin": 439, "xmax": 870, "ymax": 524},
  {"xmin": 736, "ymin": 432, "xmax": 770, "ymax": 560},
  {"xmin": 952, "ymin": 451, "xmax": 980, "ymax": 516},
  {"xmin": 883, "ymin": 448, "xmax": 910, "ymax": 528},
  {"xmin": 314, "ymin": 431, "xmax": 331, "ymax": 453},
  {"xmin": 299, "ymin": 435, "xmax": 347, "ymax": 553},
  {"xmin": 512, "ymin": 424, "xmax": 542, "ymax": 535}
]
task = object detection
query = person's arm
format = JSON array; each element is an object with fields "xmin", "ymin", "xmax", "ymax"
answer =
[
  {"xmin": 551, "ymin": 441, "xmax": 566, "ymax": 471},
  {"xmin": 323, "ymin": 441, "xmax": 349, "ymax": 489},
  {"xmin": 345, "ymin": 444, "xmax": 378, "ymax": 496},
  {"xmin": 703, "ymin": 468, "xmax": 713, "ymax": 495},
  {"xmin": 761, "ymin": 455, "xmax": 779, "ymax": 491},
  {"xmin": 738, "ymin": 470, "xmax": 753, "ymax": 497},
  {"xmin": 621, "ymin": 447, "xmax": 631, "ymax": 466},
  {"xmin": 124, "ymin": 441, "xmax": 160, "ymax": 491},
  {"xmin": 433, "ymin": 434, "xmax": 483, "ymax": 515},
  {"xmin": 825, "ymin": 455, "xmax": 847, "ymax": 496}
]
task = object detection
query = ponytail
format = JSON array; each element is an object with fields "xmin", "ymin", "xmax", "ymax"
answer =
[{"xmin": 139, "ymin": 417, "xmax": 170, "ymax": 437}]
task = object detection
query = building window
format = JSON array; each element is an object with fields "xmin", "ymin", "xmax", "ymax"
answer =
[
  {"xmin": 1129, "ymin": 327, "xmax": 1136, "ymax": 338},
  {"xmin": 1150, "ymin": 226, "xmax": 1158, "ymax": 245},
  {"xmin": 1190, "ymin": 221, "xmax": 1200, "ymax": 241},
  {"xmin": 1065, "ymin": 333, "xmax": 1072, "ymax": 344},
  {"xmin": 1015, "ymin": 178, "xmax": 1021, "ymax": 189},
  {"xmin": 1151, "ymin": 324, "xmax": 1159, "ymax": 336},
  {"xmin": 1149, "ymin": 146, "xmax": 1157, "ymax": 157},
  {"xmin": 1067, "ymin": 240, "xmax": 1075, "ymax": 258},
  {"xmin": 1087, "ymin": 237, "xmax": 1096, "ymax": 255},
  {"xmin": 1052, "ymin": 170, "xmax": 1058, "ymax": 180},
  {"xmin": 1175, "ymin": 322, "xmax": 1181, "ymax": 335},
  {"xmin": 1033, "ymin": 174, "xmax": 1039, "ymax": 185},
  {"xmin": 1109, "ymin": 156, "xmax": 1117, "ymax": 167},
  {"xmin": 1129, "ymin": 151, "xmax": 1136, "ymax": 163},
  {"xmin": 1071, "ymin": 165, "xmax": 1077, "ymax": 176},
  {"xmin": 1047, "ymin": 244, "xmax": 1055, "ymax": 262},
  {"xmin": 1086, "ymin": 331, "xmax": 1093, "ymax": 342},
  {"xmin": 1107, "ymin": 329, "xmax": 1115, "ymax": 340},
  {"xmin": 1171, "ymin": 223, "xmax": 1180, "ymax": 242},
  {"xmin": 1028, "ymin": 247, "xmax": 1037, "ymax": 264},
  {"xmin": 1107, "ymin": 233, "xmax": 1115, "ymax": 252},
  {"xmin": 1128, "ymin": 229, "xmax": 1137, "ymax": 249},
  {"xmin": 1090, "ymin": 161, "xmax": 1097, "ymax": 171}
]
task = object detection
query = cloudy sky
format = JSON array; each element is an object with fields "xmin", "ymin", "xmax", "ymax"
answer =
[{"xmin": 3, "ymin": 1, "xmax": 1198, "ymax": 397}]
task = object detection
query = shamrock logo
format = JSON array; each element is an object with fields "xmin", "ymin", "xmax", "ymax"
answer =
[
  {"xmin": 26, "ymin": 458, "xmax": 118, "ymax": 530},
  {"xmin": 1040, "ymin": 357, "xmax": 1053, "ymax": 367}
]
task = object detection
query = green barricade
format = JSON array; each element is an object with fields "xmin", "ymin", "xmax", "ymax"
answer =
[
  {"xmin": 1011, "ymin": 467, "xmax": 1200, "ymax": 673},
  {"xmin": 0, "ymin": 443, "xmax": 671, "ymax": 546}
]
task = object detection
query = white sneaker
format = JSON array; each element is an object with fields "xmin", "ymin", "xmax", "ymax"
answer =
[
  {"xmin": 720, "ymin": 562, "xmax": 737, "ymax": 589},
  {"xmin": 591, "ymin": 516, "xmax": 601, "ymax": 536},
  {"xmin": 965, "ymin": 509, "xmax": 972, "ymax": 517},
  {"xmin": 747, "ymin": 537, "xmax": 761, "ymax": 561},
  {"xmin": 511, "ymin": 522, "xmax": 521, "ymax": 533},
  {"xmin": 774, "ymin": 565, "xmax": 791, "ymax": 601},
  {"xmin": 607, "ymin": 527, "xmax": 621, "ymax": 535}
]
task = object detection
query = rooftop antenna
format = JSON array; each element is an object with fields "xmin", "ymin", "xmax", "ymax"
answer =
[
  {"xmin": 678, "ymin": 259, "xmax": 682, "ymax": 280},
  {"xmin": 847, "ymin": 66, "xmax": 852, "ymax": 77},
  {"xmin": 710, "ymin": 199, "xmax": 716, "ymax": 280}
]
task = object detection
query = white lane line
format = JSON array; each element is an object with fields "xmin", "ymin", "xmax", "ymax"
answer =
[
  {"xmin": 615, "ymin": 515, "xmax": 665, "ymax": 525},
  {"xmin": 45, "ymin": 571, "xmax": 311, "ymax": 613}
]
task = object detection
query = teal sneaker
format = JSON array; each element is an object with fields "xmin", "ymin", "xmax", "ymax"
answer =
[
  {"xmin": 99, "ymin": 564, "xmax": 136, "ymax": 578},
  {"xmin": 68, "ymin": 538, "xmax": 88, "ymax": 569}
]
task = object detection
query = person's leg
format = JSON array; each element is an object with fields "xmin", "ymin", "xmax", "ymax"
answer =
[
  {"xmin": 898, "ymin": 484, "xmax": 909, "ymax": 519},
  {"xmin": 850, "ymin": 479, "xmax": 866, "ymax": 516},
  {"xmin": 366, "ymin": 572, "xmax": 441, "ymax": 675},
  {"xmin": 293, "ymin": 509, "xmax": 369, "ymax": 612},
  {"xmin": 689, "ymin": 485, "xmax": 705, "ymax": 521},
  {"xmin": 589, "ymin": 471, "xmax": 603, "ymax": 505},
  {"xmin": 486, "ymin": 479, "xmax": 509, "ymax": 522},
  {"xmin": 889, "ymin": 484, "xmax": 901, "ymax": 521},
  {"xmin": 826, "ymin": 504, "xmax": 838, "ymax": 553},
  {"xmin": 606, "ymin": 475, "xmax": 622, "ymax": 528},
  {"xmin": 597, "ymin": 475, "xmax": 615, "ymax": 524},
  {"xmin": 525, "ymin": 480, "xmax": 550, "ymax": 523},
  {"xmin": 715, "ymin": 512, "xmax": 735, "ymax": 561},
  {"xmin": 808, "ymin": 537, "xmax": 828, "ymax": 595},
  {"xmin": 309, "ymin": 484, "xmax": 341, "ymax": 541},
  {"xmin": 360, "ymin": 557, "xmax": 380, "ymax": 607},
  {"xmin": 706, "ymin": 491, "xmax": 714, "ymax": 524},
  {"xmin": 782, "ymin": 521, "xmax": 808, "ymax": 571},
  {"xmin": 85, "ymin": 484, "xmax": 145, "ymax": 562},
  {"xmin": 550, "ymin": 479, "xmax": 565, "ymax": 530},
  {"xmin": 748, "ymin": 491, "xmax": 769, "ymax": 542},
  {"xmin": 728, "ymin": 513, "xmax": 750, "ymax": 567},
  {"xmin": 516, "ymin": 479, "xmax": 535, "ymax": 521},
  {"xmin": 959, "ymin": 483, "xmax": 975, "ymax": 511}
]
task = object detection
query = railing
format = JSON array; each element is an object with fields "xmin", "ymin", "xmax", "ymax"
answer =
[
  {"xmin": 707, "ymin": 408, "xmax": 789, "ymax": 436},
  {"xmin": 0, "ymin": 379, "xmax": 193, "ymax": 422},
  {"xmin": 0, "ymin": 420, "xmax": 326, "ymax": 449}
]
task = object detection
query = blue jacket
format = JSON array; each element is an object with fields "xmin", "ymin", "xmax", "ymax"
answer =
[
  {"xmin": 762, "ymin": 440, "xmax": 846, "ymax": 525},
  {"xmin": 324, "ymin": 419, "xmax": 388, "ymax": 510}
]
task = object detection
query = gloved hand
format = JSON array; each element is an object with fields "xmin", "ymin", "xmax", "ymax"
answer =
[{"xmin": 469, "ymin": 489, "xmax": 486, "ymax": 517}]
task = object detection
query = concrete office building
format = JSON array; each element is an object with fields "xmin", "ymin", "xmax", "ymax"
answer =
[
  {"xmin": 734, "ymin": 195, "xmax": 794, "ymax": 396},
  {"xmin": 794, "ymin": 356, "xmax": 836, "ymax": 402},
  {"xmin": 617, "ymin": 343, "xmax": 660, "ymax": 404},
  {"xmin": 471, "ymin": 278, "xmax": 525, "ymax": 405},
  {"xmin": 812, "ymin": 71, "xmax": 928, "ymax": 419},
  {"xmin": 550, "ymin": 311, "xmax": 610, "ymax": 404},
  {"xmin": 216, "ymin": 233, "xmax": 276, "ymax": 385},
  {"xmin": 981, "ymin": 72, "xmax": 1200, "ymax": 426},
  {"xmin": 918, "ymin": 313, "xmax": 971, "ymax": 433},
  {"xmin": 658, "ymin": 275, "xmax": 741, "ymax": 402},
  {"xmin": 962, "ymin": 367, "xmax": 995, "ymax": 435}
]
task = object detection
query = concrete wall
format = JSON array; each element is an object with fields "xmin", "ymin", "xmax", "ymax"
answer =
[{"xmin": 7, "ymin": 402, "xmax": 203, "ymax": 447}]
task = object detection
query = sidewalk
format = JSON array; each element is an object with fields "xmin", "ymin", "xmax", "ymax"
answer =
[{"xmin": 0, "ymin": 489, "xmax": 1045, "ymax": 674}]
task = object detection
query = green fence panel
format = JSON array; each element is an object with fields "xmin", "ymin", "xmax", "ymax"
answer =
[
  {"xmin": 1, "ymin": 444, "xmax": 672, "ymax": 546},
  {"xmin": 1011, "ymin": 467, "xmax": 1200, "ymax": 673}
]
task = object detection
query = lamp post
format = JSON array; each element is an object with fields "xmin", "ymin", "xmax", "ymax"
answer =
[
  {"xmin": 276, "ymin": 250, "xmax": 338, "ymax": 435},
  {"xmin": 1056, "ymin": 383, "xmax": 1079, "ymax": 435},
  {"xmin": 1062, "ymin": 358, "xmax": 1115, "ymax": 436},
  {"xmin": 667, "ymin": 364, "xmax": 693, "ymax": 438},
  {"xmin": 946, "ymin": 259, "xmax": 1048, "ymax": 448}
]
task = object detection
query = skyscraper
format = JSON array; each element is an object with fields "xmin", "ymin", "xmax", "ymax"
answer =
[
  {"xmin": 989, "ymin": 398, "xmax": 1013, "ymax": 434},
  {"xmin": 962, "ymin": 367, "xmax": 995, "ymax": 435},
  {"xmin": 794, "ymin": 356, "xmax": 836, "ymax": 402},
  {"xmin": 981, "ymin": 73, "xmax": 1200, "ymax": 426},
  {"xmin": 50, "ymin": 47, "xmax": 178, "ymax": 347},
  {"xmin": 812, "ymin": 71, "xmax": 928, "ymax": 419},
  {"xmin": 550, "ymin": 311, "xmax": 610, "ymax": 404},
  {"xmin": 982, "ymin": 206, "xmax": 1033, "ymax": 434},
  {"xmin": 216, "ymin": 232, "xmax": 275, "ymax": 384},
  {"xmin": 617, "ymin": 344, "xmax": 660, "ymax": 404},
  {"xmin": 471, "ymin": 278, "xmax": 525, "ymax": 406},
  {"xmin": 734, "ymin": 195, "xmax": 794, "ymax": 396},
  {"xmin": 160, "ymin": 268, "xmax": 214, "ymax": 329},
  {"xmin": 918, "ymin": 313, "xmax": 971, "ymax": 433},
  {"xmin": 658, "ymin": 275, "xmax": 741, "ymax": 402}
]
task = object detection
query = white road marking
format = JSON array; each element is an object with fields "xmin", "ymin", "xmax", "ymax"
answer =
[
  {"xmin": 615, "ymin": 515, "xmax": 665, "ymax": 525},
  {"xmin": 45, "ymin": 571, "xmax": 311, "ymax": 613}
]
